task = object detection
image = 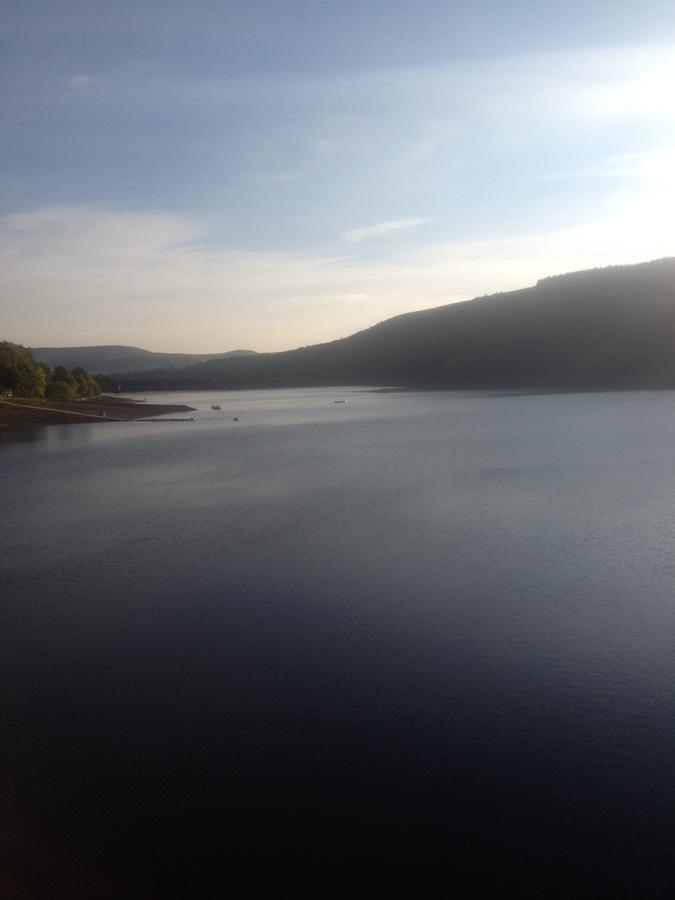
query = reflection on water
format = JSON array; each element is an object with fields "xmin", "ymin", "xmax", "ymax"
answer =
[
  {"xmin": 0, "ymin": 422, "xmax": 98, "ymax": 445},
  {"xmin": 0, "ymin": 424, "xmax": 50, "ymax": 444},
  {"xmin": 2, "ymin": 387, "xmax": 674, "ymax": 897}
]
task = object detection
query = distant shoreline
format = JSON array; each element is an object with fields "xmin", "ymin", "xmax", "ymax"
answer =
[{"xmin": 0, "ymin": 396, "xmax": 195, "ymax": 432}]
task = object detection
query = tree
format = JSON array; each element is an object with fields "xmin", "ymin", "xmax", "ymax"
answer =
[
  {"xmin": 37, "ymin": 361, "xmax": 52, "ymax": 381},
  {"xmin": 69, "ymin": 366, "xmax": 100, "ymax": 398},
  {"xmin": 0, "ymin": 341, "xmax": 46, "ymax": 397},
  {"xmin": 45, "ymin": 380, "xmax": 76, "ymax": 401},
  {"xmin": 1, "ymin": 341, "xmax": 101, "ymax": 399},
  {"xmin": 53, "ymin": 365, "xmax": 76, "ymax": 386},
  {"xmin": 85, "ymin": 375, "xmax": 101, "ymax": 398}
]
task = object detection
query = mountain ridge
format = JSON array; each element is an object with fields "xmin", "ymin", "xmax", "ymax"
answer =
[
  {"xmin": 92, "ymin": 257, "xmax": 675, "ymax": 391},
  {"xmin": 32, "ymin": 345, "xmax": 257, "ymax": 375}
]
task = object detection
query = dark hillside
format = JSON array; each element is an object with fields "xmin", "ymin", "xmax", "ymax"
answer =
[{"xmin": 105, "ymin": 258, "xmax": 675, "ymax": 391}]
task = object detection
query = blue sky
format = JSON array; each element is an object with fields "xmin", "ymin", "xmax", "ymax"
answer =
[{"xmin": 3, "ymin": 1, "xmax": 675, "ymax": 351}]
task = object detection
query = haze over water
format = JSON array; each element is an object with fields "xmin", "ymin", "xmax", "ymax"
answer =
[{"xmin": 3, "ymin": 388, "xmax": 674, "ymax": 896}]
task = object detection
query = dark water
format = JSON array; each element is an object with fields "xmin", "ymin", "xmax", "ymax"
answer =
[{"xmin": 2, "ymin": 388, "xmax": 674, "ymax": 896}]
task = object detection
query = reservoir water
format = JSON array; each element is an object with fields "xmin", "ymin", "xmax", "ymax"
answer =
[{"xmin": 2, "ymin": 388, "xmax": 674, "ymax": 896}]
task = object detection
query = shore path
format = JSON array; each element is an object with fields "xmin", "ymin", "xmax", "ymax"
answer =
[
  {"xmin": 0, "ymin": 397, "xmax": 196, "ymax": 431},
  {"xmin": 0, "ymin": 400, "xmax": 125, "ymax": 421}
]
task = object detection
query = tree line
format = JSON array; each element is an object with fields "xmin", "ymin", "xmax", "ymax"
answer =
[{"xmin": 0, "ymin": 341, "xmax": 101, "ymax": 400}]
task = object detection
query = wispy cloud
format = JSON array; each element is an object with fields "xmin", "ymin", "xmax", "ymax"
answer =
[
  {"xmin": 66, "ymin": 74, "xmax": 94, "ymax": 90},
  {"xmin": 343, "ymin": 218, "xmax": 433, "ymax": 243},
  {"xmin": 544, "ymin": 147, "xmax": 675, "ymax": 181}
]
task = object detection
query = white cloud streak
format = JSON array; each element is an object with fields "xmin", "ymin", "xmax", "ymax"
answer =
[
  {"xmin": 544, "ymin": 147, "xmax": 675, "ymax": 181},
  {"xmin": 66, "ymin": 74, "xmax": 94, "ymax": 90},
  {"xmin": 343, "ymin": 218, "xmax": 433, "ymax": 243}
]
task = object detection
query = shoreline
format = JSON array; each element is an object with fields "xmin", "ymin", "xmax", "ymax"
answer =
[{"xmin": 0, "ymin": 396, "xmax": 196, "ymax": 432}]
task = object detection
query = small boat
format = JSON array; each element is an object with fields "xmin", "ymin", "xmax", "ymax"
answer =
[{"xmin": 211, "ymin": 405, "xmax": 221, "ymax": 410}]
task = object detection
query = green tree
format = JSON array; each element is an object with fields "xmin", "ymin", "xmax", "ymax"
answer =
[
  {"xmin": 37, "ymin": 361, "xmax": 53, "ymax": 381},
  {"xmin": 53, "ymin": 365, "xmax": 76, "ymax": 386},
  {"xmin": 69, "ymin": 366, "xmax": 100, "ymax": 398},
  {"xmin": 1, "ymin": 342, "xmax": 101, "ymax": 399},
  {"xmin": 45, "ymin": 380, "xmax": 76, "ymax": 401},
  {"xmin": 85, "ymin": 375, "xmax": 101, "ymax": 398},
  {"xmin": 29, "ymin": 365, "xmax": 47, "ymax": 398},
  {"xmin": 0, "ymin": 341, "xmax": 46, "ymax": 397}
]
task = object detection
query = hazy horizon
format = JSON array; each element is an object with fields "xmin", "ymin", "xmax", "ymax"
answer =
[{"xmin": 3, "ymin": 1, "xmax": 675, "ymax": 352}]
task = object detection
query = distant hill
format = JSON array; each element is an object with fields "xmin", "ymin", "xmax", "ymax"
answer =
[
  {"xmin": 32, "ymin": 345, "xmax": 257, "ymax": 375},
  {"xmin": 99, "ymin": 258, "xmax": 675, "ymax": 392}
]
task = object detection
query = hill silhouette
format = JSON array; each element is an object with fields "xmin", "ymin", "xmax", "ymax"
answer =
[
  {"xmin": 32, "ymin": 345, "xmax": 256, "ymax": 375},
  {"xmin": 103, "ymin": 258, "xmax": 675, "ymax": 391}
]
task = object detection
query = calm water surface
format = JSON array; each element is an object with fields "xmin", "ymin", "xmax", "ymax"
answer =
[{"xmin": 2, "ymin": 388, "xmax": 674, "ymax": 896}]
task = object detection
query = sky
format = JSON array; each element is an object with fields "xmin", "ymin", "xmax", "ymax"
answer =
[{"xmin": 3, "ymin": 0, "xmax": 675, "ymax": 352}]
